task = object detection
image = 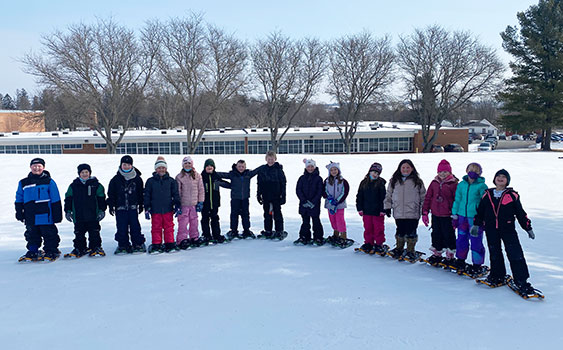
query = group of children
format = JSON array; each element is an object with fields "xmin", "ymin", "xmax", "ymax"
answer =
[{"xmin": 14, "ymin": 154, "xmax": 538, "ymax": 295}]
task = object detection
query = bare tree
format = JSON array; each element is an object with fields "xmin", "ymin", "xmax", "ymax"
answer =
[
  {"xmin": 22, "ymin": 18, "xmax": 158, "ymax": 153},
  {"xmin": 396, "ymin": 25, "xmax": 504, "ymax": 152},
  {"xmin": 251, "ymin": 32, "xmax": 326, "ymax": 152},
  {"xmin": 153, "ymin": 15, "xmax": 248, "ymax": 154},
  {"xmin": 328, "ymin": 32, "xmax": 395, "ymax": 153}
]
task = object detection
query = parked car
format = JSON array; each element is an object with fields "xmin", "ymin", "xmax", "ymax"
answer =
[
  {"xmin": 470, "ymin": 133, "xmax": 483, "ymax": 141},
  {"xmin": 431, "ymin": 144, "xmax": 444, "ymax": 152},
  {"xmin": 444, "ymin": 143, "xmax": 464, "ymax": 152},
  {"xmin": 484, "ymin": 137, "xmax": 498, "ymax": 149},
  {"xmin": 511, "ymin": 134, "xmax": 523, "ymax": 140},
  {"xmin": 498, "ymin": 134, "xmax": 507, "ymax": 140},
  {"xmin": 478, "ymin": 142, "xmax": 493, "ymax": 152}
]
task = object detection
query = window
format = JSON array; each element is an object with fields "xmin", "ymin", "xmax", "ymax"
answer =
[
  {"xmin": 137, "ymin": 143, "xmax": 148, "ymax": 154},
  {"xmin": 171, "ymin": 142, "xmax": 181, "ymax": 154},
  {"xmin": 158, "ymin": 142, "xmax": 170, "ymax": 154},
  {"xmin": 94, "ymin": 143, "xmax": 107, "ymax": 149},
  {"xmin": 63, "ymin": 144, "xmax": 83, "ymax": 150},
  {"xmin": 148, "ymin": 143, "xmax": 159, "ymax": 154},
  {"xmin": 17, "ymin": 145, "xmax": 28, "ymax": 154},
  {"xmin": 126, "ymin": 143, "xmax": 137, "ymax": 154},
  {"xmin": 248, "ymin": 140, "xmax": 270, "ymax": 154}
]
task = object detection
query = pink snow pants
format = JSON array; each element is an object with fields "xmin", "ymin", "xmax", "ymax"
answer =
[
  {"xmin": 151, "ymin": 212, "xmax": 175, "ymax": 244},
  {"xmin": 177, "ymin": 206, "xmax": 199, "ymax": 242},
  {"xmin": 328, "ymin": 209, "xmax": 347, "ymax": 233},
  {"xmin": 363, "ymin": 214, "xmax": 385, "ymax": 245}
]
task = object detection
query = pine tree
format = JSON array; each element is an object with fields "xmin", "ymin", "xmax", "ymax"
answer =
[
  {"xmin": 2, "ymin": 94, "xmax": 16, "ymax": 110},
  {"xmin": 16, "ymin": 89, "xmax": 32, "ymax": 110},
  {"xmin": 499, "ymin": 0, "xmax": 563, "ymax": 151}
]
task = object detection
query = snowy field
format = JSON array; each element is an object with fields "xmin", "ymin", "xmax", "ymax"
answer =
[{"xmin": 1, "ymin": 151, "xmax": 562, "ymax": 349}]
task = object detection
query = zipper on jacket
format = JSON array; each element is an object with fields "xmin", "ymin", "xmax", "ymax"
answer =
[
  {"xmin": 486, "ymin": 190, "xmax": 506, "ymax": 229},
  {"xmin": 465, "ymin": 182, "xmax": 471, "ymax": 217},
  {"xmin": 209, "ymin": 174, "xmax": 213, "ymax": 210}
]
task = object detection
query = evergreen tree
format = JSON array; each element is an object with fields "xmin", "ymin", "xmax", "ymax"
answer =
[
  {"xmin": 2, "ymin": 94, "xmax": 16, "ymax": 109},
  {"xmin": 16, "ymin": 89, "xmax": 32, "ymax": 110},
  {"xmin": 499, "ymin": 0, "xmax": 563, "ymax": 151}
]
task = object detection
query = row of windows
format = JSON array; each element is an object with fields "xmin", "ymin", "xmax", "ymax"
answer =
[{"xmin": 0, "ymin": 137, "xmax": 412, "ymax": 155}]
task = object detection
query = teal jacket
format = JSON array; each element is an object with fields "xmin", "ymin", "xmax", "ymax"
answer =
[{"xmin": 451, "ymin": 175, "xmax": 488, "ymax": 218}]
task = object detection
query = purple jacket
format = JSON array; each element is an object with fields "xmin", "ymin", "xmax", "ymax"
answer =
[
  {"xmin": 296, "ymin": 168, "xmax": 323, "ymax": 216},
  {"xmin": 422, "ymin": 175, "xmax": 458, "ymax": 217}
]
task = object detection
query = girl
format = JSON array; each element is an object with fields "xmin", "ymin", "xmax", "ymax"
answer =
[
  {"xmin": 451, "ymin": 162, "xmax": 488, "ymax": 275},
  {"xmin": 295, "ymin": 158, "xmax": 324, "ymax": 246},
  {"xmin": 355, "ymin": 162, "xmax": 387, "ymax": 254},
  {"xmin": 176, "ymin": 156, "xmax": 205, "ymax": 249},
  {"xmin": 323, "ymin": 162, "xmax": 350, "ymax": 247},
  {"xmin": 384, "ymin": 159, "xmax": 426, "ymax": 261},
  {"xmin": 473, "ymin": 169, "xmax": 538, "ymax": 296},
  {"xmin": 422, "ymin": 159, "xmax": 458, "ymax": 266}
]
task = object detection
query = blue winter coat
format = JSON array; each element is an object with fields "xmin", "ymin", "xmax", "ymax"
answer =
[
  {"xmin": 452, "ymin": 175, "xmax": 488, "ymax": 218},
  {"xmin": 15, "ymin": 170, "xmax": 62, "ymax": 225},
  {"xmin": 216, "ymin": 164, "xmax": 260, "ymax": 200},
  {"xmin": 296, "ymin": 168, "xmax": 323, "ymax": 216},
  {"xmin": 144, "ymin": 172, "xmax": 181, "ymax": 214}
]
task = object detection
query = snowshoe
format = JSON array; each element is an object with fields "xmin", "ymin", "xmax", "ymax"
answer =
[
  {"xmin": 476, "ymin": 275, "xmax": 510, "ymax": 288},
  {"xmin": 506, "ymin": 276, "xmax": 544, "ymax": 300},
  {"xmin": 461, "ymin": 264, "xmax": 490, "ymax": 279},
  {"xmin": 64, "ymin": 248, "xmax": 88, "ymax": 259},
  {"xmin": 325, "ymin": 235, "xmax": 338, "ymax": 246},
  {"xmin": 226, "ymin": 230, "xmax": 241, "ymax": 241},
  {"xmin": 211, "ymin": 235, "xmax": 227, "ymax": 244},
  {"xmin": 452, "ymin": 258, "xmax": 467, "ymax": 273},
  {"xmin": 189, "ymin": 238, "xmax": 201, "ymax": 248},
  {"xmin": 178, "ymin": 239, "xmax": 191, "ymax": 250},
  {"xmin": 114, "ymin": 246, "xmax": 132, "ymax": 255},
  {"xmin": 148, "ymin": 244, "xmax": 164, "ymax": 255},
  {"xmin": 241, "ymin": 231, "xmax": 256, "ymax": 240},
  {"xmin": 336, "ymin": 238, "xmax": 354, "ymax": 249},
  {"xmin": 387, "ymin": 248, "xmax": 404, "ymax": 259},
  {"xmin": 355, "ymin": 243, "xmax": 374, "ymax": 254},
  {"xmin": 272, "ymin": 231, "xmax": 288, "ymax": 241},
  {"xmin": 402, "ymin": 251, "xmax": 424, "ymax": 263},
  {"xmin": 131, "ymin": 244, "xmax": 146, "ymax": 254},
  {"xmin": 423, "ymin": 255, "xmax": 443, "ymax": 267},
  {"xmin": 197, "ymin": 236, "xmax": 211, "ymax": 246},
  {"xmin": 293, "ymin": 237, "xmax": 311, "ymax": 246},
  {"xmin": 164, "ymin": 243, "xmax": 180, "ymax": 253},
  {"xmin": 43, "ymin": 250, "xmax": 61, "ymax": 262},
  {"xmin": 373, "ymin": 244, "xmax": 389, "ymax": 256},
  {"xmin": 257, "ymin": 230, "xmax": 273, "ymax": 240},
  {"xmin": 88, "ymin": 247, "xmax": 106, "ymax": 257},
  {"xmin": 439, "ymin": 258, "xmax": 457, "ymax": 270},
  {"xmin": 312, "ymin": 238, "xmax": 326, "ymax": 246},
  {"xmin": 18, "ymin": 250, "xmax": 43, "ymax": 263}
]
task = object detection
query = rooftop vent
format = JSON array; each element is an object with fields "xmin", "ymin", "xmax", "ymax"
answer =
[
  {"xmin": 93, "ymin": 132, "xmax": 98, "ymax": 136},
  {"xmin": 263, "ymin": 128, "xmax": 268, "ymax": 131},
  {"xmin": 161, "ymin": 130, "xmax": 167, "ymax": 134},
  {"xmin": 0, "ymin": 133, "xmax": 4, "ymax": 137},
  {"xmin": 294, "ymin": 127, "xmax": 300, "ymax": 131},
  {"xmin": 322, "ymin": 126, "xmax": 329, "ymax": 131},
  {"xmin": 111, "ymin": 130, "xmax": 118, "ymax": 134},
  {"xmin": 62, "ymin": 131, "xmax": 69, "ymax": 135},
  {"xmin": 251, "ymin": 128, "xmax": 257, "ymax": 132},
  {"xmin": 12, "ymin": 131, "xmax": 19, "ymax": 135},
  {"xmin": 392, "ymin": 124, "xmax": 398, "ymax": 129},
  {"xmin": 219, "ymin": 128, "xmax": 225, "ymax": 133},
  {"xmin": 51, "ymin": 132, "xmax": 59, "ymax": 136},
  {"xmin": 176, "ymin": 129, "xmax": 183, "ymax": 133}
]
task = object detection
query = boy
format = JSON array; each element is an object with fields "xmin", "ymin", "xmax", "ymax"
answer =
[
  {"xmin": 64, "ymin": 163, "xmax": 107, "ymax": 258},
  {"xmin": 201, "ymin": 158, "xmax": 230, "ymax": 243},
  {"xmin": 107, "ymin": 155, "xmax": 146, "ymax": 254},
  {"xmin": 256, "ymin": 151, "xmax": 287, "ymax": 239},
  {"xmin": 216, "ymin": 160, "xmax": 260, "ymax": 240},
  {"xmin": 15, "ymin": 158, "xmax": 63, "ymax": 262},
  {"xmin": 144, "ymin": 156, "xmax": 181, "ymax": 254}
]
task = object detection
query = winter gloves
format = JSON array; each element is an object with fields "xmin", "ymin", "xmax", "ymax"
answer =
[
  {"xmin": 358, "ymin": 211, "xmax": 363, "ymax": 216},
  {"xmin": 97, "ymin": 211, "xmax": 105, "ymax": 221},
  {"xmin": 175, "ymin": 207, "xmax": 182, "ymax": 217},
  {"xmin": 384, "ymin": 209, "xmax": 392, "ymax": 217},
  {"xmin": 196, "ymin": 202, "xmax": 204, "ymax": 212},
  {"xmin": 109, "ymin": 207, "xmax": 115, "ymax": 216},
  {"xmin": 302, "ymin": 200, "xmax": 315, "ymax": 209},
  {"xmin": 470, "ymin": 225, "xmax": 481, "ymax": 237},
  {"xmin": 66, "ymin": 211, "xmax": 105, "ymax": 222},
  {"xmin": 257, "ymin": 194, "xmax": 263, "ymax": 205},
  {"xmin": 527, "ymin": 229, "xmax": 535, "ymax": 240},
  {"xmin": 65, "ymin": 212, "xmax": 73, "ymax": 223},
  {"xmin": 422, "ymin": 214, "xmax": 429, "ymax": 227},
  {"xmin": 451, "ymin": 215, "xmax": 459, "ymax": 229},
  {"xmin": 145, "ymin": 211, "xmax": 151, "ymax": 220}
]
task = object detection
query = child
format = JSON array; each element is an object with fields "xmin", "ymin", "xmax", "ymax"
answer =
[
  {"xmin": 216, "ymin": 160, "xmax": 261, "ymax": 240},
  {"xmin": 422, "ymin": 159, "xmax": 458, "ymax": 266},
  {"xmin": 384, "ymin": 159, "xmax": 426, "ymax": 261},
  {"xmin": 257, "ymin": 151, "xmax": 287, "ymax": 239},
  {"xmin": 64, "ymin": 163, "xmax": 107, "ymax": 258},
  {"xmin": 144, "ymin": 156, "xmax": 181, "ymax": 254},
  {"xmin": 323, "ymin": 161, "xmax": 350, "ymax": 246},
  {"xmin": 356, "ymin": 162, "xmax": 387, "ymax": 254},
  {"xmin": 107, "ymin": 155, "xmax": 146, "ymax": 254},
  {"xmin": 295, "ymin": 158, "xmax": 324, "ymax": 245},
  {"xmin": 200, "ymin": 158, "xmax": 230, "ymax": 244},
  {"xmin": 451, "ymin": 162, "xmax": 488, "ymax": 274},
  {"xmin": 175, "ymin": 156, "xmax": 205, "ymax": 249},
  {"xmin": 473, "ymin": 169, "xmax": 537, "ymax": 294},
  {"xmin": 15, "ymin": 158, "xmax": 63, "ymax": 262}
]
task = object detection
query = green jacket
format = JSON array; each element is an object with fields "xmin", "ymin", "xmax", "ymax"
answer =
[{"xmin": 451, "ymin": 175, "xmax": 488, "ymax": 218}]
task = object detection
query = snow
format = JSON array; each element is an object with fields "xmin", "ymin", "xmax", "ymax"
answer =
[{"xmin": 1, "ymin": 151, "xmax": 562, "ymax": 349}]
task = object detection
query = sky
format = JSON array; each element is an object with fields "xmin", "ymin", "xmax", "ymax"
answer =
[{"xmin": 0, "ymin": 0, "xmax": 539, "ymax": 102}]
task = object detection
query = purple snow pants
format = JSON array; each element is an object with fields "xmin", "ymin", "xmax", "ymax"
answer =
[{"xmin": 455, "ymin": 215, "xmax": 485, "ymax": 265}]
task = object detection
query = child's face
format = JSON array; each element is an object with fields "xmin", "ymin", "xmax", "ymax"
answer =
[
  {"xmin": 266, "ymin": 156, "xmax": 276, "ymax": 166},
  {"xmin": 401, "ymin": 163, "xmax": 413, "ymax": 176},
  {"xmin": 495, "ymin": 174, "xmax": 508, "ymax": 188},
  {"xmin": 438, "ymin": 171, "xmax": 450, "ymax": 180},
  {"xmin": 156, "ymin": 166, "xmax": 167, "ymax": 176},
  {"xmin": 306, "ymin": 165, "xmax": 315, "ymax": 173},
  {"xmin": 236, "ymin": 162, "xmax": 246, "ymax": 173},
  {"xmin": 330, "ymin": 167, "xmax": 339, "ymax": 177},
  {"xmin": 121, "ymin": 163, "xmax": 133, "ymax": 171},
  {"xmin": 205, "ymin": 165, "xmax": 214, "ymax": 173},
  {"xmin": 79, "ymin": 169, "xmax": 90, "ymax": 180},
  {"xmin": 370, "ymin": 171, "xmax": 379, "ymax": 179},
  {"xmin": 183, "ymin": 162, "xmax": 193, "ymax": 171},
  {"xmin": 30, "ymin": 163, "xmax": 44, "ymax": 175}
]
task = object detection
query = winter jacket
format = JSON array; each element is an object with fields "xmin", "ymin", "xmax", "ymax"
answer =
[
  {"xmin": 201, "ymin": 170, "xmax": 230, "ymax": 210},
  {"xmin": 422, "ymin": 175, "xmax": 458, "ymax": 217},
  {"xmin": 64, "ymin": 177, "xmax": 107, "ymax": 222},
  {"xmin": 323, "ymin": 177, "xmax": 350, "ymax": 210},
  {"xmin": 107, "ymin": 167, "xmax": 144, "ymax": 212},
  {"xmin": 175, "ymin": 170, "xmax": 204, "ymax": 207},
  {"xmin": 356, "ymin": 177, "xmax": 387, "ymax": 216},
  {"xmin": 474, "ymin": 188, "xmax": 532, "ymax": 232},
  {"xmin": 384, "ymin": 176, "xmax": 426, "ymax": 219},
  {"xmin": 452, "ymin": 175, "xmax": 488, "ymax": 218},
  {"xmin": 216, "ymin": 165, "xmax": 260, "ymax": 200},
  {"xmin": 15, "ymin": 170, "xmax": 62, "ymax": 226},
  {"xmin": 296, "ymin": 168, "xmax": 323, "ymax": 216},
  {"xmin": 144, "ymin": 172, "xmax": 181, "ymax": 214},
  {"xmin": 257, "ymin": 163, "xmax": 287, "ymax": 203}
]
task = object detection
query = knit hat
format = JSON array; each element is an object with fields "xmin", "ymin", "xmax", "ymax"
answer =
[
  {"xmin": 182, "ymin": 156, "xmax": 193, "ymax": 166},
  {"xmin": 30, "ymin": 158, "xmax": 45, "ymax": 167},
  {"xmin": 369, "ymin": 162, "xmax": 382, "ymax": 174},
  {"xmin": 326, "ymin": 161, "xmax": 341, "ymax": 173},
  {"xmin": 204, "ymin": 159, "xmax": 216, "ymax": 169},
  {"xmin": 120, "ymin": 155, "xmax": 133, "ymax": 165},
  {"xmin": 154, "ymin": 156, "xmax": 167, "ymax": 170},
  {"xmin": 437, "ymin": 159, "xmax": 452, "ymax": 173},
  {"xmin": 466, "ymin": 162, "xmax": 483, "ymax": 175},
  {"xmin": 77, "ymin": 163, "xmax": 92, "ymax": 175},
  {"xmin": 303, "ymin": 158, "xmax": 316, "ymax": 168},
  {"xmin": 493, "ymin": 169, "xmax": 511, "ymax": 186}
]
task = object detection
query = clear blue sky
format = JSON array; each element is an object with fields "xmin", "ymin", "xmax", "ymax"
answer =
[{"xmin": 0, "ymin": 0, "xmax": 538, "ymax": 100}]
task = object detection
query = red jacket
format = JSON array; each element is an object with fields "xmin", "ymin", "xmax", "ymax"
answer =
[{"xmin": 422, "ymin": 175, "xmax": 458, "ymax": 217}]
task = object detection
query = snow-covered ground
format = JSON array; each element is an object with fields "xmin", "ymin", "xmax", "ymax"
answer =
[{"xmin": 1, "ymin": 151, "xmax": 562, "ymax": 349}]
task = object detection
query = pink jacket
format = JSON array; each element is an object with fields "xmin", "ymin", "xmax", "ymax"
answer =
[
  {"xmin": 175, "ymin": 170, "xmax": 204, "ymax": 207},
  {"xmin": 422, "ymin": 175, "xmax": 458, "ymax": 217}
]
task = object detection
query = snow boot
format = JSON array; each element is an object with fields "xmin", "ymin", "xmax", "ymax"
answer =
[
  {"xmin": 178, "ymin": 239, "xmax": 191, "ymax": 250},
  {"xmin": 164, "ymin": 242, "xmax": 179, "ymax": 253},
  {"xmin": 241, "ymin": 230, "xmax": 256, "ymax": 239},
  {"xmin": 148, "ymin": 244, "xmax": 164, "ymax": 254},
  {"xmin": 43, "ymin": 250, "xmax": 61, "ymax": 262},
  {"xmin": 18, "ymin": 250, "xmax": 43, "ymax": 262},
  {"xmin": 293, "ymin": 237, "xmax": 310, "ymax": 246},
  {"xmin": 358, "ymin": 243, "xmax": 374, "ymax": 254},
  {"xmin": 89, "ymin": 246, "xmax": 106, "ymax": 257},
  {"xmin": 405, "ymin": 237, "xmax": 417, "ymax": 254},
  {"xmin": 312, "ymin": 237, "xmax": 325, "ymax": 246},
  {"xmin": 114, "ymin": 246, "xmax": 132, "ymax": 255},
  {"xmin": 64, "ymin": 248, "xmax": 88, "ymax": 259}
]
